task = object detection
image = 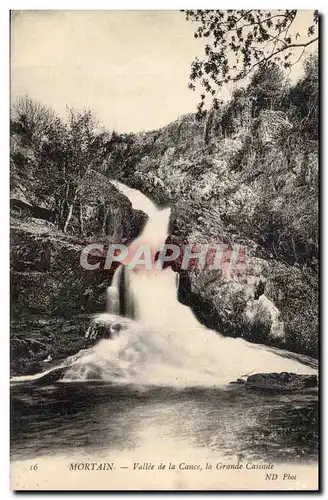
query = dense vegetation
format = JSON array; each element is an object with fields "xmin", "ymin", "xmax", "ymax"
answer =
[
  {"xmin": 11, "ymin": 98, "xmax": 113, "ymax": 233},
  {"xmin": 107, "ymin": 53, "xmax": 318, "ymax": 267},
  {"xmin": 104, "ymin": 53, "xmax": 319, "ymax": 356}
]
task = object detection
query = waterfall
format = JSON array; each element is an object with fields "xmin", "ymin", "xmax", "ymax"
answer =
[
  {"xmin": 58, "ymin": 181, "xmax": 316, "ymax": 387},
  {"xmin": 111, "ymin": 180, "xmax": 157, "ymax": 217}
]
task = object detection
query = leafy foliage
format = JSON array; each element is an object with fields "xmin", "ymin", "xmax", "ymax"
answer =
[
  {"xmin": 249, "ymin": 63, "xmax": 286, "ymax": 112},
  {"xmin": 184, "ymin": 10, "xmax": 319, "ymax": 114},
  {"xmin": 11, "ymin": 95, "xmax": 57, "ymax": 146}
]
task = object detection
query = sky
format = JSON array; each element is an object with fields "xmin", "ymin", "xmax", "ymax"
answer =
[{"xmin": 11, "ymin": 10, "xmax": 318, "ymax": 133}]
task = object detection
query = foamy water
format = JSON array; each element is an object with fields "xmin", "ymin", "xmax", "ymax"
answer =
[{"xmin": 60, "ymin": 310, "xmax": 314, "ymax": 386}]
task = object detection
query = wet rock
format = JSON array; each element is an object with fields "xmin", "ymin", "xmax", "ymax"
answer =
[
  {"xmin": 85, "ymin": 320, "xmax": 122, "ymax": 344},
  {"xmin": 245, "ymin": 372, "xmax": 318, "ymax": 391},
  {"xmin": 167, "ymin": 237, "xmax": 280, "ymax": 346},
  {"xmin": 84, "ymin": 315, "xmax": 129, "ymax": 346}
]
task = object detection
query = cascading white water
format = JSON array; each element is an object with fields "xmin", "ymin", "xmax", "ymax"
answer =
[
  {"xmin": 111, "ymin": 180, "xmax": 158, "ymax": 216},
  {"xmin": 60, "ymin": 181, "xmax": 316, "ymax": 386},
  {"xmin": 106, "ymin": 180, "xmax": 159, "ymax": 319}
]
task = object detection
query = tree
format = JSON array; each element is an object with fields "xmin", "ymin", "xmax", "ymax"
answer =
[
  {"xmin": 37, "ymin": 107, "xmax": 112, "ymax": 232},
  {"xmin": 11, "ymin": 95, "xmax": 57, "ymax": 147},
  {"xmin": 10, "ymin": 96, "xmax": 59, "ymax": 190},
  {"xmin": 184, "ymin": 10, "xmax": 319, "ymax": 114},
  {"xmin": 11, "ymin": 97, "xmax": 112, "ymax": 233}
]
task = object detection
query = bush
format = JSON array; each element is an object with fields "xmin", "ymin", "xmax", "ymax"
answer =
[
  {"xmin": 284, "ymin": 53, "xmax": 319, "ymax": 140},
  {"xmin": 249, "ymin": 63, "xmax": 286, "ymax": 113},
  {"xmin": 265, "ymin": 263, "xmax": 318, "ymax": 358}
]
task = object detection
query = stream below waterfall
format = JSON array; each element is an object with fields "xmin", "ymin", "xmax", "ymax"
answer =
[{"xmin": 11, "ymin": 181, "xmax": 318, "ymax": 470}]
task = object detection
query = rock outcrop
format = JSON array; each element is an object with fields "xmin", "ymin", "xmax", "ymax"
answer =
[
  {"xmin": 112, "ymin": 105, "xmax": 317, "ymax": 358},
  {"xmin": 85, "ymin": 314, "xmax": 130, "ymax": 346},
  {"xmin": 235, "ymin": 372, "xmax": 318, "ymax": 392},
  {"xmin": 11, "ymin": 229, "xmax": 144, "ymax": 320},
  {"xmin": 10, "ymin": 176, "xmax": 148, "ymax": 319},
  {"xmin": 69, "ymin": 171, "xmax": 148, "ymax": 239}
]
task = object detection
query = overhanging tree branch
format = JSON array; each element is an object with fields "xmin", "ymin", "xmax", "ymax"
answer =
[{"xmin": 236, "ymin": 37, "xmax": 319, "ymax": 82}]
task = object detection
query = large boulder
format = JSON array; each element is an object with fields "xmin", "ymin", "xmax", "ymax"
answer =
[{"xmin": 174, "ymin": 251, "xmax": 284, "ymax": 345}]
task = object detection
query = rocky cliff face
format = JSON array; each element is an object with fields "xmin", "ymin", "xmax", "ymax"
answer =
[{"xmin": 68, "ymin": 170, "xmax": 148, "ymax": 240}]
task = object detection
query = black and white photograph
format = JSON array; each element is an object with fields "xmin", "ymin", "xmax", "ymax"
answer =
[{"xmin": 10, "ymin": 9, "xmax": 319, "ymax": 490}]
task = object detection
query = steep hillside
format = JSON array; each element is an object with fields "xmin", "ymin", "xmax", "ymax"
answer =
[{"xmin": 108, "ymin": 96, "xmax": 318, "ymax": 357}]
